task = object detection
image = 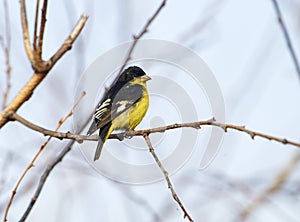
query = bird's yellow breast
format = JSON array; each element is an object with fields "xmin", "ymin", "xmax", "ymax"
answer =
[{"xmin": 111, "ymin": 81, "xmax": 149, "ymax": 130}]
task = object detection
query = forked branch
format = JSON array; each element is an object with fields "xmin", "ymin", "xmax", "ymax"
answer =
[{"xmin": 0, "ymin": 0, "xmax": 88, "ymax": 128}]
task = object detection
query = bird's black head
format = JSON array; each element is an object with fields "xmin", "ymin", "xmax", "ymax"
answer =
[{"xmin": 119, "ymin": 66, "xmax": 146, "ymax": 83}]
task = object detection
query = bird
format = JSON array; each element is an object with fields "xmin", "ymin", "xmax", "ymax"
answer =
[{"xmin": 87, "ymin": 66, "xmax": 151, "ymax": 161}]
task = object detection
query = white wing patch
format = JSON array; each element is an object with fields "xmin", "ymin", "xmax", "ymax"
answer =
[
  {"xmin": 115, "ymin": 100, "xmax": 133, "ymax": 115},
  {"xmin": 116, "ymin": 103, "xmax": 127, "ymax": 114},
  {"xmin": 94, "ymin": 98, "xmax": 111, "ymax": 119}
]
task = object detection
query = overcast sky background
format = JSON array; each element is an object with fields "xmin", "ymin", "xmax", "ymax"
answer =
[{"xmin": 1, "ymin": 0, "xmax": 300, "ymax": 221}]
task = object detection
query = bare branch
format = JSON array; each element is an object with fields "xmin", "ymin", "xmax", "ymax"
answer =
[
  {"xmin": 0, "ymin": 74, "xmax": 49, "ymax": 128},
  {"xmin": 45, "ymin": 14, "xmax": 88, "ymax": 72},
  {"xmin": 116, "ymin": 0, "xmax": 167, "ymax": 78},
  {"xmin": 3, "ymin": 0, "xmax": 11, "ymax": 48},
  {"xmin": 19, "ymin": 103, "xmax": 93, "ymax": 221},
  {"xmin": 0, "ymin": 14, "xmax": 88, "ymax": 128},
  {"xmin": 130, "ymin": 119, "xmax": 300, "ymax": 148},
  {"xmin": 20, "ymin": 0, "xmax": 34, "ymax": 63},
  {"xmin": 2, "ymin": 52, "xmax": 11, "ymax": 109},
  {"xmin": 271, "ymin": 0, "xmax": 300, "ymax": 79},
  {"xmin": 33, "ymin": 0, "xmax": 40, "ymax": 51},
  {"xmin": 7, "ymin": 109, "xmax": 300, "ymax": 221},
  {"xmin": 37, "ymin": 0, "xmax": 48, "ymax": 59},
  {"xmin": 59, "ymin": 91, "xmax": 86, "ymax": 124},
  {"xmin": 3, "ymin": 92, "xmax": 86, "ymax": 222},
  {"xmin": 8, "ymin": 112, "xmax": 300, "ymax": 221},
  {"xmin": 3, "ymin": 49, "xmax": 11, "ymax": 102},
  {"xmin": 19, "ymin": 139, "xmax": 76, "ymax": 222},
  {"xmin": 143, "ymin": 134, "xmax": 194, "ymax": 222},
  {"xmin": 1, "ymin": 0, "xmax": 12, "ymax": 109},
  {"xmin": 7, "ymin": 111, "xmax": 94, "ymax": 142},
  {"xmin": 7, "ymin": 114, "xmax": 300, "ymax": 150}
]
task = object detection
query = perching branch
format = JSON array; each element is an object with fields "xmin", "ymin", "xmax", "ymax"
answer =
[
  {"xmin": 0, "ymin": 0, "xmax": 88, "ymax": 128},
  {"xmin": 3, "ymin": 92, "xmax": 86, "ymax": 222},
  {"xmin": 7, "ymin": 113, "xmax": 300, "ymax": 150},
  {"xmin": 143, "ymin": 134, "xmax": 194, "ymax": 222},
  {"xmin": 271, "ymin": 0, "xmax": 300, "ymax": 79}
]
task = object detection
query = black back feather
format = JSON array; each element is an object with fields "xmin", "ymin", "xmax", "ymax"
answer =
[{"xmin": 87, "ymin": 66, "xmax": 146, "ymax": 136}]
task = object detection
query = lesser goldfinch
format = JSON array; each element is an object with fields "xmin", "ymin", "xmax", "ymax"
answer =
[{"xmin": 87, "ymin": 66, "xmax": 151, "ymax": 161}]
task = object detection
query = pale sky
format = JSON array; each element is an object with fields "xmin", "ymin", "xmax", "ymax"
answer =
[{"xmin": 1, "ymin": 1, "xmax": 300, "ymax": 221}]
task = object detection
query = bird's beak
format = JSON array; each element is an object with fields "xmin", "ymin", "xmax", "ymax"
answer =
[{"xmin": 141, "ymin": 75, "xmax": 151, "ymax": 82}]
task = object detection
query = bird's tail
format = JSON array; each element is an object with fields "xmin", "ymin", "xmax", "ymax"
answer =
[
  {"xmin": 87, "ymin": 120, "xmax": 98, "ymax": 136},
  {"xmin": 94, "ymin": 123, "xmax": 112, "ymax": 161},
  {"xmin": 94, "ymin": 139, "xmax": 104, "ymax": 161}
]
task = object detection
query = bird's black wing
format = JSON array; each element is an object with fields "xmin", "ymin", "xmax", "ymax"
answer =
[
  {"xmin": 111, "ymin": 83, "xmax": 144, "ymax": 117},
  {"xmin": 87, "ymin": 83, "xmax": 143, "ymax": 135}
]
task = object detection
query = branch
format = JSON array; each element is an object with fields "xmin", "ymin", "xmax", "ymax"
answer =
[
  {"xmin": 37, "ymin": 0, "xmax": 48, "ymax": 59},
  {"xmin": 128, "ymin": 119, "xmax": 300, "ymax": 148},
  {"xmin": 2, "ymin": 48, "xmax": 11, "ymax": 110},
  {"xmin": 7, "ymin": 111, "xmax": 95, "ymax": 142},
  {"xmin": 239, "ymin": 153, "xmax": 300, "ymax": 220},
  {"xmin": 271, "ymin": 0, "xmax": 300, "ymax": 79},
  {"xmin": 33, "ymin": 0, "xmax": 40, "ymax": 51},
  {"xmin": 1, "ymin": 0, "xmax": 12, "ymax": 109},
  {"xmin": 8, "ymin": 113, "xmax": 300, "ymax": 220},
  {"xmin": 0, "ymin": 12, "xmax": 88, "ymax": 128},
  {"xmin": 3, "ymin": 92, "xmax": 86, "ymax": 222},
  {"xmin": 20, "ymin": 0, "xmax": 34, "ymax": 63},
  {"xmin": 45, "ymin": 14, "xmax": 88, "ymax": 71},
  {"xmin": 19, "ymin": 106, "xmax": 93, "ymax": 221},
  {"xmin": 116, "ymin": 0, "xmax": 167, "ymax": 78},
  {"xmin": 7, "ymin": 114, "xmax": 300, "ymax": 150},
  {"xmin": 3, "ymin": 0, "xmax": 11, "ymax": 48},
  {"xmin": 143, "ymin": 134, "xmax": 194, "ymax": 222},
  {"xmin": 19, "ymin": 139, "xmax": 76, "ymax": 222}
]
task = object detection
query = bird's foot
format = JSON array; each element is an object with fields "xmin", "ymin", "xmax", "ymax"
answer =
[{"xmin": 124, "ymin": 130, "xmax": 135, "ymax": 139}]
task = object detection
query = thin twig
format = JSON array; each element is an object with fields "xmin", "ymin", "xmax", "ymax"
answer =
[
  {"xmin": 3, "ymin": 0, "xmax": 11, "ymax": 48},
  {"xmin": 3, "ymin": 92, "xmax": 85, "ymax": 222},
  {"xmin": 271, "ymin": 0, "xmax": 300, "ymax": 79},
  {"xmin": 143, "ymin": 134, "xmax": 194, "ymax": 222},
  {"xmin": 2, "ymin": 46, "xmax": 12, "ymax": 111},
  {"xmin": 116, "ymin": 0, "xmax": 167, "ymax": 78},
  {"xmin": 239, "ymin": 153, "xmax": 300, "ymax": 220},
  {"xmin": 19, "ymin": 139, "xmax": 76, "ymax": 222},
  {"xmin": 37, "ymin": 0, "xmax": 48, "ymax": 59},
  {"xmin": 2, "ymin": 0, "xmax": 12, "ymax": 110},
  {"xmin": 33, "ymin": 0, "xmax": 40, "ymax": 51}
]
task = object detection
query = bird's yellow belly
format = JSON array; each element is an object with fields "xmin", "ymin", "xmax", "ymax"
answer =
[{"xmin": 112, "ymin": 91, "xmax": 149, "ymax": 130}]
